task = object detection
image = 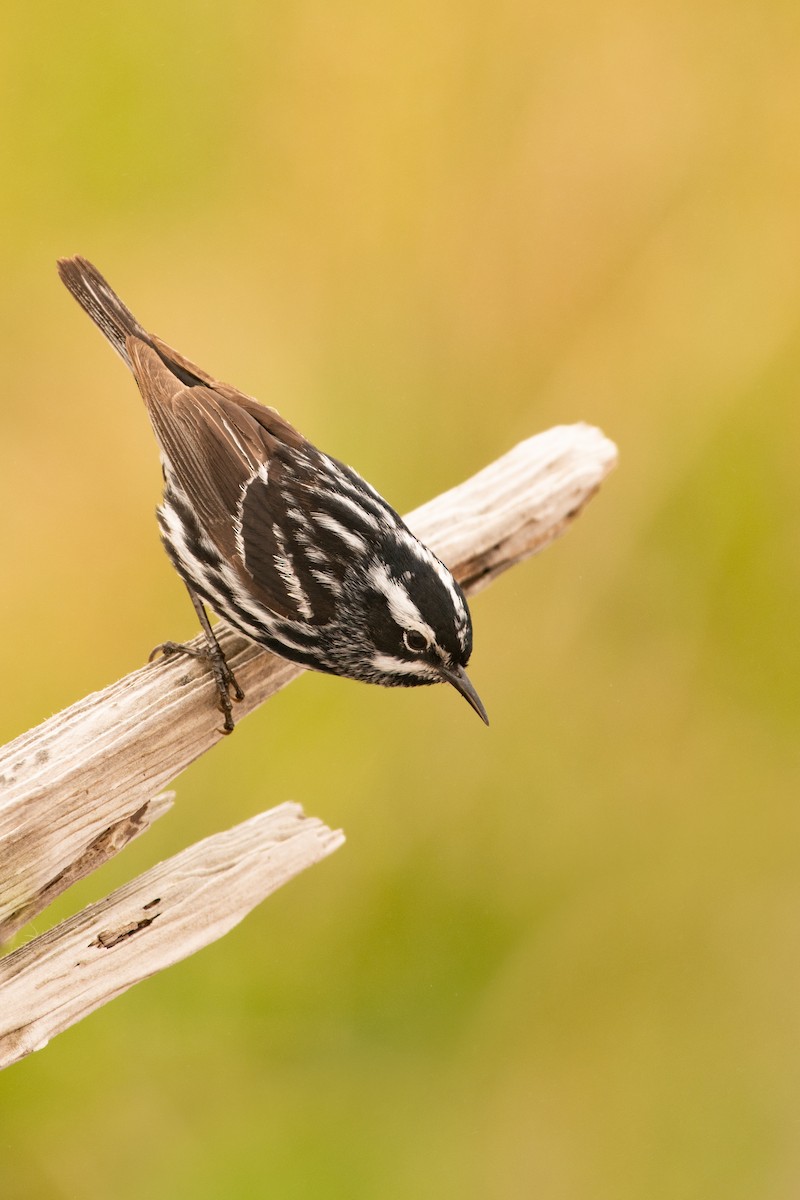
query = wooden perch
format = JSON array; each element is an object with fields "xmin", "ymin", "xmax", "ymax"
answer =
[
  {"xmin": 0, "ymin": 803, "xmax": 344, "ymax": 1066},
  {"xmin": 0, "ymin": 422, "xmax": 617, "ymax": 1069}
]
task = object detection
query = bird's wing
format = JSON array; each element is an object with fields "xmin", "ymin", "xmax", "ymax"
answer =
[{"xmin": 128, "ymin": 339, "xmax": 338, "ymax": 624}]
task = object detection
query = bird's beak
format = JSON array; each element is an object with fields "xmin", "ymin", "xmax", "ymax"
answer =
[{"xmin": 438, "ymin": 663, "xmax": 489, "ymax": 725}]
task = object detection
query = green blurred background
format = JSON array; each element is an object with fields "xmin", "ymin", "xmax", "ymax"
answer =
[{"xmin": 2, "ymin": 1, "xmax": 800, "ymax": 1196}]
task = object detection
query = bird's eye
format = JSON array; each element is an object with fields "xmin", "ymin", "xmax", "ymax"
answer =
[{"xmin": 403, "ymin": 629, "xmax": 429, "ymax": 654}]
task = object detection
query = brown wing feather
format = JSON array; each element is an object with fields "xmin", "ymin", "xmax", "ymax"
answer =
[
  {"xmin": 127, "ymin": 339, "xmax": 334, "ymax": 622},
  {"xmin": 127, "ymin": 342, "xmax": 252, "ymax": 545}
]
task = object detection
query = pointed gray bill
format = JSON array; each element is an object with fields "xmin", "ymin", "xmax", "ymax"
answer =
[{"xmin": 438, "ymin": 663, "xmax": 489, "ymax": 725}]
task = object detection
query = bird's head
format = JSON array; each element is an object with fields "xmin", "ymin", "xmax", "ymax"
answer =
[{"xmin": 326, "ymin": 529, "xmax": 488, "ymax": 723}]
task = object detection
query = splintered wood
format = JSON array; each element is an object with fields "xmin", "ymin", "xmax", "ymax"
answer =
[{"xmin": 0, "ymin": 804, "xmax": 343, "ymax": 1065}]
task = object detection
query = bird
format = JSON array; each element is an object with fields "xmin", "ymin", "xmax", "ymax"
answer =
[{"xmin": 57, "ymin": 256, "xmax": 488, "ymax": 733}]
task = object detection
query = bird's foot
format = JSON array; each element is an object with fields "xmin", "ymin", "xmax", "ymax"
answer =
[{"xmin": 149, "ymin": 639, "xmax": 244, "ymax": 734}]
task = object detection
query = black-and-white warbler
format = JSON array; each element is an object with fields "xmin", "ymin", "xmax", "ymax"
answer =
[{"xmin": 57, "ymin": 256, "xmax": 487, "ymax": 732}]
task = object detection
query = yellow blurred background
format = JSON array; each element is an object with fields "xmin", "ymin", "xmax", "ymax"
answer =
[{"xmin": 2, "ymin": 1, "xmax": 800, "ymax": 1196}]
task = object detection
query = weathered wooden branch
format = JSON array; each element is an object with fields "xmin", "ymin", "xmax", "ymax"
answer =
[
  {"xmin": 0, "ymin": 803, "xmax": 344, "ymax": 1066},
  {"xmin": 0, "ymin": 422, "xmax": 617, "ymax": 1069}
]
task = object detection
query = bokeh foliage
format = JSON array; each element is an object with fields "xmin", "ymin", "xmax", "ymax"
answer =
[{"xmin": 2, "ymin": 1, "xmax": 800, "ymax": 1197}]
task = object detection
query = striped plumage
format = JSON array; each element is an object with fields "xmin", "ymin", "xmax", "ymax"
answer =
[{"xmin": 57, "ymin": 256, "xmax": 487, "ymax": 731}]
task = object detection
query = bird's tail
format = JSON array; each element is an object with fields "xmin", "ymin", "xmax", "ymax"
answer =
[{"xmin": 57, "ymin": 256, "xmax": 150, "ymax": 367}]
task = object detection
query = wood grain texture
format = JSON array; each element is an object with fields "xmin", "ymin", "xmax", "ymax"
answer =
[
  {"xmin": 0, "ymin": 803, "xmax": 344, "ymax": 1069},
  {"xmin": 0, "ymin": 793, "xmax": 174, "ymax": 943}
]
